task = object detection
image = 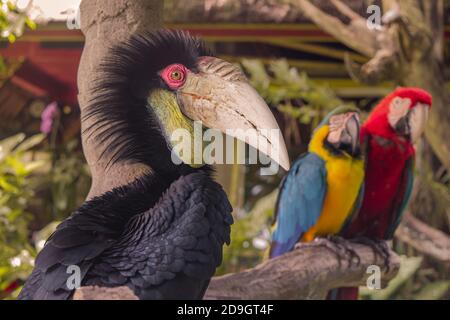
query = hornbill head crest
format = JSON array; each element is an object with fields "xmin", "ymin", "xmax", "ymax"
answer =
[{"xmin": 85, "ymin": 30, "xmax": 289, "ymax": 175}]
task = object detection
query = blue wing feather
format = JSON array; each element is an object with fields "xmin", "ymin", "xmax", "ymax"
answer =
[{"xmin": 270, "ymin": 153, "xmax": 327, "ymax": 258}]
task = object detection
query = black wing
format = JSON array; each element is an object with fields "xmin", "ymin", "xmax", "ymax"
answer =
[
  {"xmin": 18, "ymin": 212, "xmax": 120, "ymax": 300},
  {"xmin": 18, "ymin": 176, "xmax": 156, "ymax": 300},
  {"xmin": 84, "ymin": 172, "xmax": 233, "ymax": 299}
]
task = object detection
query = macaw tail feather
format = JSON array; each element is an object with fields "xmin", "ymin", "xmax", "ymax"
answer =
[{"xmin": 327, "ymin": 287, "xmax": 359, "ymax": 300}]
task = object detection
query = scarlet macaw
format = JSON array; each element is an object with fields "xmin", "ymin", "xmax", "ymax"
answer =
[
  {"xmin": 270, "ymin": 106, "xmax": 364, "ymax": 258},
  {"xmin": 333, "ymin": 87, "xmax": 432, "ymax": 300}
]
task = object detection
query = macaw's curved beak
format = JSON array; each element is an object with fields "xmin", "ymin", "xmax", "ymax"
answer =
[
  {"xmin": 409, "ymin": 103, "xmax": 429, "ymax": 143},
  {"xmin": 177, "ymin": 57, "xmax": 290, "ymax": 171},
  {"xmin": 340, "ymin": 113, "xmax": 360, "ymax": 157},
  {"xmin": 394, "ymin": 103, "xmax": 429, "ymax": 143}
]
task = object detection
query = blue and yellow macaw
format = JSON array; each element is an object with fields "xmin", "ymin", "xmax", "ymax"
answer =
[{"xmin": 270, "ymin": 106, "xmax": 365, "ymax": 258}]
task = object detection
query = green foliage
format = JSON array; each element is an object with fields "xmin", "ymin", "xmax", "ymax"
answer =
[
  {"xmin": 0, "ymin": 0, "xmax": 37, "ymax": 43},
  {"xmin": 360, "ymin": 255, "xmax": 450, "ymax": 300},
  {"xmin": 413, "ymin": 163, "xmax": 450, "ymax": 234},
  {"xmin": 361, "ymin": 256, "xmax": 423, "ymax": 300},
  {"xmin": 0, "ymin": 133, "xmax": 45, "ymax": 298},
  {"xmin": 44, "ymin": 140, "xmax": 91, "ymax": 221},
  {"xmin": 217, "ymin": 190, "xmax": 278, "ymax": 275},
  {"xmin": 0, "ymin": 133, "xmax": 90, "ymax": 300},
  {"xmin": 241, "ymin": 59, "xmax": 354, "ymax": 127}
]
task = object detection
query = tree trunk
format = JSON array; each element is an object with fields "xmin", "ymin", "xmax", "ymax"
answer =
[
  {"xmin": 393, "ymin": 0, "xmax": 450, "ymax": 173},
  {"xmin": 77, "ymin": 0, "xmax": 164, "ymax": 199},
  {"xmin": 402, "ymin": 60, "xmax": 450, "ymax": 173}
]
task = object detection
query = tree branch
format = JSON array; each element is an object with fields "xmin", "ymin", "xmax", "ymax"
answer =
[
  {"xmin": 337, "ymin": 1, "xmax": 450, "ymax": 172},
  {"xmin": 73, "ymin": 286, "xmax": 138, "ymax": 300},
  {"xmin": 292, "ymin": 0, "xmax": 378, "ymax": 57},
  {"xmin": 74, "ymin": 240, "xmax": 400, "ymax": 300},
  {"xmin": 78, "ymin": 0, "xmax": 163, "ymax": 200},
  {"xmin": 329, "ymin": 0, "xmax": 364, "ymax": 21},
  {"xmin": 395, "ymin": 213, "xmax": 450, "ymax": 265}
]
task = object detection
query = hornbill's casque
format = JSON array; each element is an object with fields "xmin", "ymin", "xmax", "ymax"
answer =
[{"xmin": 19, "ymin": 30, "xmax": 289, "ymax": 300}]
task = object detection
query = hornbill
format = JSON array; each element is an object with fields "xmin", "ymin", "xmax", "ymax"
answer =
[{"xmin": 19, "ymin": 30, "xmax": 289, "ymax": 300}]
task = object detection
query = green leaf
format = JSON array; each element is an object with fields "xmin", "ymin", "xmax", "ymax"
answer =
[
  {"xmin": 25, "ymin": 18, "xmax": 36, "ymax": 30},
  {"xmin": 15, "ymin": 134, "xmax": 46, "ymax": 153},
  {"xmin": 0, "ymin": 177, "xmax": 19, "ymax": 193},
  {"xmin": 24, "ymin": 160, "xmax": 46, "ymax": 173},
  {"xmin": 241, "ymin": 59, "xmax": 270, "ymax": 91},
  {"xmin": 414, "ymin": 281, "xmax": 450, "ymax": 300},
  {"xmin": 0, "ymin": 134, "xmax": 26, "ymax": 158},
  {"xmin": 360, "ymin": 256, "xmax": 423, "ymax": 300},
  {"xmin": 7, "ymin": 33, "xmax": 16, "ymax": 43}
]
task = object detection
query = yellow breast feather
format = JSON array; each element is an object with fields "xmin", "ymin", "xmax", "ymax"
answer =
[{"xmin": 302, "ymin": 125, "xmax": 364, "ymax": 242}]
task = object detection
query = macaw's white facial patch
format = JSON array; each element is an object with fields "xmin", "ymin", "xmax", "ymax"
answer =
[
  {"xmin": 327, "ymin": 112, "xmax": 359, "ymax": 145},
  {"xmin": 388, "ymin": 97, "xmax": 411, "ymax": 129}
]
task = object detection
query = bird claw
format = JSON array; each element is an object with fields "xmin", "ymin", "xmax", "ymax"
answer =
[
  {"xmin": 352, "ymin": 237, "xmax": 391, "ymax": 271},
  {"xmin": 313, "ymin": 236, "xmax": 361, "ymax": 267},
  {"xmin": 327, "ymin": 235, "xmax": 362, "ymax": 267}
]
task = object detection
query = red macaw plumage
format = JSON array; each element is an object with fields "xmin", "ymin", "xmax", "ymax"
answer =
[{"xmin": 332, "ymin": 88, "xmax": 432, "ymax": 300}]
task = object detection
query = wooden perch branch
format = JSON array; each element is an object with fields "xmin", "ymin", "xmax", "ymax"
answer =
[
  {"xmin": 292, "ymin": 0, "xmax": 378, "ymax": 57},
  {"xmin": 329, "ymin": 0, "xmax": 363, "ymax": 21},
  {"xmin": 396, "ymin": 214, "xmax": 450, "ymax": 265},
  {"xmin": 74, "ymin": 240, "xmax": 400, "ymax": 300}
]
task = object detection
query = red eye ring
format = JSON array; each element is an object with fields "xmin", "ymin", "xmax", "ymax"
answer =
[{"xmin": 159, "ymin": 64, "xmax": 188, "ymax": 90}]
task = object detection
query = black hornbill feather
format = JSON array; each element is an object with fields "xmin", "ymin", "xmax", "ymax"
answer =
[{"xmin": 20, "ymin": 173, "xmax": 232, "ymax": 300}]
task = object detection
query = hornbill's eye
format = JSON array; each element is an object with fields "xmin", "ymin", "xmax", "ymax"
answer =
[
  {"xmin": 171, "ymin": 71, "xmax": 182, "ymax": 80},
  {"xmin": 159, "ymin": 64, "xmax": 187, "ymax": 90}
]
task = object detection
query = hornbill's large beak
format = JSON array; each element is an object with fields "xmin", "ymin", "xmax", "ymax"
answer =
[{"xmin": 177, "ymin": 57, "xmax": 290, "ymax": 171}]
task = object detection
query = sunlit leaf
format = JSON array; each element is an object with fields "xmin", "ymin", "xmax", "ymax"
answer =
[
  {"xmin": 24, "ymin": 160, "xmax": 46, "ymax": 173},
  {"xmin": 25, "ymin": 18, "xmax": 36, "ymax": 30},
  {"xmin": 360, "ymin": 256, "xmax": 423, "ymax": 300},
  {"xmin": 0, "ymin": 177, "xmax": 19, "ymax": 193},
  {"xmin": 0, "ymin": 134, "xmax": 26, "ymax": 157},
  {"xmin": 414, "ymin": 281, "xmax": 450, "ymax": 300},
  {"xmin": 15, "ymin": 134, "xmax": 46, "ymax": 153}
]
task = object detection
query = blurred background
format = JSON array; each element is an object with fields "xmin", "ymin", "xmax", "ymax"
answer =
[{"xmin": 0, "ymin": 0, "xmax": 449, "ymax": 300}]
